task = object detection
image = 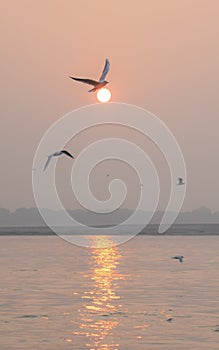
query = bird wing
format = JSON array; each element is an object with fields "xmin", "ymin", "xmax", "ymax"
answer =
[
  {"xmin": 179, "ymin": 257, "xmax": 183, "ymax": 263},
  {"xmin": 44, "ymin": 155, "xmax": 53, "ymax": 171},
  {"xmin": 99, "ymin": 59, "xmax": 110, "ymax": 82},
  {"xmin": 178, "ymin": 177, "xmax": 183, "ymax": 183},
  {"xmin": 61, "ymin": 150, "xmax": 74, "ymax": 159},
  {"xmin": 53, "ymin": 151, "xmax": 62, "ymax": 156},
  {"xmin": 69, "ymin": 77, "xmax": 99, "ymax": 87}
]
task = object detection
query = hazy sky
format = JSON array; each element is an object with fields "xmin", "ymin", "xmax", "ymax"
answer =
[{"xmin": 1, "ymin": 0, "xmax": 219, "ymax": 212}]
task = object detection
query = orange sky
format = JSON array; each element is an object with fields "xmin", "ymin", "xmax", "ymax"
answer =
[{"xmin": 0, "ymin": 0, "xmax": 219, "ymax": 212}]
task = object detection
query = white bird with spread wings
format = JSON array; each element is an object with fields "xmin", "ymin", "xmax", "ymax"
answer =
[
  {"xmin": 44, "ymin": 150, "xmax": 74, "ymax": 171},
  {"xmin": 69, "ymin": 59, "xmax": 110, "ymax": 92}
]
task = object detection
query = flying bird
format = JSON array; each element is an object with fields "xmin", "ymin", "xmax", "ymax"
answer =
[
  {"xmin": 177, "ymin": 177, "xmax": 185, "ymax": 185},
  {"xmin": 172, "ymin": 255, "xmax": 184, "ymax": 263},
  {"xmin": 44, "ymin": 150, "xmax": 74, "ymax": 171},
  {"xmin": 69, "ymin": 59, "xmax": 110, "ymax": 92}
]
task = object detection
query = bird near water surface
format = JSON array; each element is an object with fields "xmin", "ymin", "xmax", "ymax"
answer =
[{"xmin": 172, "ymin": 255, "xmax": 184, "ymax": 263}]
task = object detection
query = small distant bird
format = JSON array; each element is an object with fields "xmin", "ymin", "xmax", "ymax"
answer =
[
  {"xmin": 44, "ymin": 150, "xmax": 74, "ymax": 171},
  {"xmin": 177, "ymin": 177, "xmax": 185, "ymax": 185},
  {"xmin": 172, "ymin": 255, "xmax": 184, "ymax": 263},
  {"xmin": 69, "ymin": 59, "xmax": 110, "ymax": 92},
  {"xmin": 166, "ymin": 318, "xmax": 173, "ymax": 322}
]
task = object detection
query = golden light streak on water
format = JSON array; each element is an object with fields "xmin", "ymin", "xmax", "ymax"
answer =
[{"xmin": 77, "ymin": 236, "xmax": 125, "ymax": 350}]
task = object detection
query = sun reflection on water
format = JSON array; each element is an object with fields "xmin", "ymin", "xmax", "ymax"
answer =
[{"xmin": 76, "ymin": 236, "xmax": 125, "ymax": 350}]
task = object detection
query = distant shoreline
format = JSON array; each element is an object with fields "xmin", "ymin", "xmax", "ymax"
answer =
[{"xmin": 0, "ymin": 224, "xmax": 219, "ymax": 236}]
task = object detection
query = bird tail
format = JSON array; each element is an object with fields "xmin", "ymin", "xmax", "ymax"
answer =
[{"xmin": 88, "ymin": 87, "xmax": 96, "ymax": 92}]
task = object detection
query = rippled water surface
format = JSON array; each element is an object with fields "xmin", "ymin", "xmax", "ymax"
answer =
[{"xmin": 1, "ymin": 235, "xmax": 219, "ymax": 349}]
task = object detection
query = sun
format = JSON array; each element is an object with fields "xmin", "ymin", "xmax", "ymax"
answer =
[{"xmin": 97, "ymin": 88, "xmax": 111, "ymax": 103}]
